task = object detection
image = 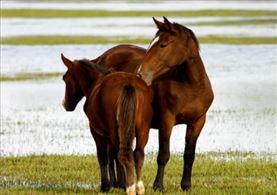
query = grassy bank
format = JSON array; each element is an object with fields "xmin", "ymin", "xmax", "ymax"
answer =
[
  {"xmin": 2, "ymin": 9, "xmax": 277, "ymax": 18},
  {"xmin": 0, "ymin": 72, "xmax": 62, "ymax": 81},
  {"xmin": 191, "ymin": 18, "xmax": 277, "ymax": 26},
  {"xmin": 1, "ymin": 152, "xmax": 276, "ymax": 194},
  {"xmin": 2, "ymin": 35, "xmax": 277, "ymax": 45}
]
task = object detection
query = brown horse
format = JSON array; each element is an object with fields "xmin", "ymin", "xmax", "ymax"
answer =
[
  {"xmin": 61, "ymin": 55, "xmax": 153, "ymax": 195},
  {"xmin": 138, "ymin": 17, "xmax": 214, "ymax": 191},
  {"xmin": 89, "ymin": 17, "xmax": 213, "ymax": 191}
]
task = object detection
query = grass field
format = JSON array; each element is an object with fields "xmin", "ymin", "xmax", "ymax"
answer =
[
  {"xmin": 1, "ymin": 152, "xmax": 276, "ymax": 194},
  {"xmin": 0, "ymin": 72, "xmax": 62, "ymax": 81},
  {"xmin": 2, "ymin": 9, "xmax": 277, "ymax": 18},
  {"xmin": 2, "ymin": 35, "xmax": 277, "ymax": 46}
]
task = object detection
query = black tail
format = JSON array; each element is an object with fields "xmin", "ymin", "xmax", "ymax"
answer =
[{"xmin": 117, "ymin": 84, "xmax": 136, "ymax": 160}]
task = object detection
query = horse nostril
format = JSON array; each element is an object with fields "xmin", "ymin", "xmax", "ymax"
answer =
[{"xmin": 137, "ymin": 73, "xmax": 142, "ymax": 78}]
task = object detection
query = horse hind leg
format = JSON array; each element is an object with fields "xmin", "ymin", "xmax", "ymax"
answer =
[
  {"xmin": 90, "ymin": 128, "xmax": 111, "ymax": 192},
  {"xmin": 115, "ymin": 158, "xmax": 126, "ymax": 189},
  {"xmin": 108, "ymin": 145, "xmax": 118, "ymax": 188},
  {"xmin": 181, "ymin": 115, "xmax": 206, "ymax": 191},
  {"xmin": 107, "ymin": 131, "xmax": 125, "ymax": 189},
  {"xmin": 118, "ymin": 147, "xmax": 136, "ymax": 195},
  {"xmin": 134, "ymin": 122, "xmax": 151, "ymax": 195},
  {"xmin": 134, "ymin": 146, "xmax": 146, "ymax": 195}
]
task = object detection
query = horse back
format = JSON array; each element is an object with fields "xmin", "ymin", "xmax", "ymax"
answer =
[
  {"xmin": 85, "ymin": 72, "xmax": 152, "ymax": 145},
  {"xmin": 95, "ymin": 44, "xmax": 146, "ymax": 73}
]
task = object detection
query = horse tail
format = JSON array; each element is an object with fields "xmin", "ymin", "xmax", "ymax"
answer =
[{"xmin": 117, "ymin": 83, "xmax": 136, "ymax": 171}]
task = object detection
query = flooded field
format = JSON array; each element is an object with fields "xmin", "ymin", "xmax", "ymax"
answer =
[
  {"xmin": 2, "ymin": 17, "xmax": 276, "ymax": 37},
  {"xmin": 1, "ymin": 44, "xmax": 276, "ymax": 156},
  {"xmin": 1, "ymin": 0, "xmax": 276, "ymax": 158}
]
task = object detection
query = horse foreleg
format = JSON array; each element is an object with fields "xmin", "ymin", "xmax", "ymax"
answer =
[
  {"xmin": 153, "ymin": 118, "xmax": 175, "ymax": 191},
  {"xmin": 181, "ymin": 115, "xmax": 206, "ymax": 191},
  {"xmin": 90, "ymin": 128, "xmax": 111, "ymax": 192}
]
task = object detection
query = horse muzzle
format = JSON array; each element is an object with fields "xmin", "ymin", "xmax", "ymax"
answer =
[
  {"xmin": 139, "ymin": 71, "xmax": 153, "ymax": 86},
  {"xmin": 62, "ymin": 99, "xmax": 75, "ymax": 111}
]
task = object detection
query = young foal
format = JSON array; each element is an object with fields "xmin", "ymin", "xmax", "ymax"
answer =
[{"xmin": 61, "ymin": 55, "xmax": 152, "ymax": 195}]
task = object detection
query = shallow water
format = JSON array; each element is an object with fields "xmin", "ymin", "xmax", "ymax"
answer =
[
  {"xmin": 3, "ymin": 1, "xmax": 277, "ymax": 11},
  {"xmin": 1, "ymin": 44, "xmax": 276, "ymax": 156},
  {"xmin": 2, "ymin": 44, "xmax": 277, "ymax": 81},
  {"xmin": 2, "ymin": 17, "xmax": 276, "ymax": 37},
  {"xmin": 1, "ymin": 79, "xmax": 276, "ymax": 156}
]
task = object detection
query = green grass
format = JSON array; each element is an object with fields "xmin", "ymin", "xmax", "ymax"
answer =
[
  {"xmin": 1, "ymin": 35, "xmax": 277, "ymax": 45},
  {"xmin": 191, "ymin": 18, "xmax": 277, "ymax": 26},
  {"xmin": 199, "ymin": 36, "xmax": 277, "ymax": 45},
  {"xmin": 2, "ymin": 9, "xmax": 277, "ymax": 18},
  {"xmin": 0, "ymin": 72, "xmax": 62, "ymax": 81},
  {"xmin": 0, "ymin": 152, "xmax": 276, "ymax": 194},
  {"xmin": 0, "ymin": 36, "xmax": 148, "ymax": 45}
]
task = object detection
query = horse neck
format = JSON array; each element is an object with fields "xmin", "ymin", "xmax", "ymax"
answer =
[
  {"xmin": 76, "ymin": 68, "xmax": 100, "ymax": 98},
  {"xmin": 183, "ymin": 54, "xmax": 208, "ymax": 86}
]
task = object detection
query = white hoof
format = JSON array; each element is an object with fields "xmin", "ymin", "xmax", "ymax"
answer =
[
  {"xmin": 136, "ymin": 180, "xmax": 145, "ymax": 195},
  {"xmin": 126, "ymin": 183, "xmax": 136, "ymax": 195}
]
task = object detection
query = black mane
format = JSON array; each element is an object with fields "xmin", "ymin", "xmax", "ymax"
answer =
[{"xmin": 79, "ymin": 59, "xmax": 110, "ymax": 75}]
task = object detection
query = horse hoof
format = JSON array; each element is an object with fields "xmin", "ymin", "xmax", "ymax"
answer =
[
  {"xmin": 112, "ymin": 182, "xmax": 118, "ymax": 188},
  {"xmin": 100, "ymin": 182, "xmax": 111, "ymax": 192},
  {"xmin": 153, "ymin": 183, "xmax": 163, "ymax": 192},
  {"xmin": 181, "ymin": 182, "xmax": 191, "ymax": 191},
  {"xmin": 117, "ymin": 182, "xmax": 125, "ymax": 189},
  {"xmin": 136, "ymin": 181, "xmax": 145, "ymax": 195},
  {"xmin": 126, "ymin": 184, "xmax": 136, "ymax": 195}
]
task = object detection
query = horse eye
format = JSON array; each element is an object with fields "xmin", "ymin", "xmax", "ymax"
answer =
[{"xmin": 160, "ymin": 43, "xmax": 166, "ymax": 48}]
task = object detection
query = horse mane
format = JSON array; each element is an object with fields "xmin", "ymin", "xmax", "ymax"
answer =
[
  {"xmin": 173, "ymin": 23, "xmax": 199, "ymax": 50},
  {"xmin": 79, "ymin": 59, "xmax": 110, "ymax": 75},
  {"xmin": 157, "ymin": 22, "xmax": 199, "ymax": 50}
]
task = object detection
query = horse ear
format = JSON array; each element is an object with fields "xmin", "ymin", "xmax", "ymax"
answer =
[
  {"xmin": 163, "ymin": 16, "xmax": 173, "ymax": 31},
  {"xmin": 61, "ymin": 53, "xmax": 73, "ymax": 69},
  {"xmin": 152, "ymin": 17, "xmax": 164, "ymax": 29},
  {"xmin": 163, "ymin": 16, "xmax": 178, "ymax": 33},
  {"xmin": 163, "ymin": 16, "xmax": 170, "ymax": 25}
]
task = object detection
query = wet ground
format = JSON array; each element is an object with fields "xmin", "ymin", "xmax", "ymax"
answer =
[
  {"xmin": 1, "ymin": 44, "xmax": 276, "ymax": 156},
  {"xmin": 1, "ymin": 0, "xmax": 276, "ymax": 157},
  {"xmin": 2, "ymin": 17, "xmax": 276, "ymax": 37}
]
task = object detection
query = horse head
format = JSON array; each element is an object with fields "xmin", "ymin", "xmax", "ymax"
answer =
[
  {"xmin": 61, "ymin": 54, "xmax": 84, "ymax": 111},
  {"xmin": 138, "ymin": 17, "xmax": 199, "ymax": 85}
]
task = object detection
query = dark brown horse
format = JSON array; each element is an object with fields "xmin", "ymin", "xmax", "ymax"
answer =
[
  {"xmin": 61, "ymin": 55, "xmax": 152, "ymax": 195},
  {"xmin": 88, "ymin": 17, "xmax": 213, "ymax": 191},
  {"xmin": 138, "ymin": 17, "xmax": 214, "ymax": 191}
]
